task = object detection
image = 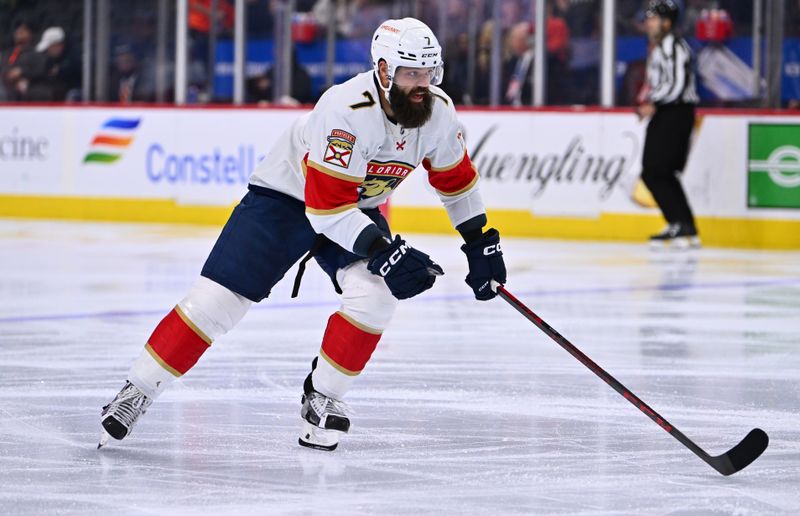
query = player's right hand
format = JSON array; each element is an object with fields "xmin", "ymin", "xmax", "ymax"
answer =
[
  {"xmin": 461, "ymin": 228, "xmax": 506, "ymax": 301},
  {"xmin": 367, "ymin": 235, "xmax": 444, "ymax": 300}
]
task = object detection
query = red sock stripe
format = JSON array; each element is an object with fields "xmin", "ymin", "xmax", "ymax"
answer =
[
  {"xmin": 146, "ymin": 307, "xmax": 211, "ymax": 376},
  {"xmin": 320, "ymin": 312, "xmax": 381, "ymax": 376}
]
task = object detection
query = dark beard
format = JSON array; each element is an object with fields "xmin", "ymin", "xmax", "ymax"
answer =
[{"xmin": 389, "ymin": 84, "xmax": 433, "ymax": 128}]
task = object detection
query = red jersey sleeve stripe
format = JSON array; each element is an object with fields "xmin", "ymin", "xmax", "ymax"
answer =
[
  {"xmin": 305, "ymin": 163, "xmax": 360, "ymax": 212},
  {"xmin": 424, "ymin": 153, "xmax": 479, "ymax": 196},
  {"xmin": 425, "ymin": 149, "xmax": 467, "ymax": 172},
  {"xmin": 306, "ymin": 159, "xmax": 363, "ymax": 183}
]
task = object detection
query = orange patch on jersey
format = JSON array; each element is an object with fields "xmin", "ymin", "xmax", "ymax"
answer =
[{"xmin": 329, "ymin": 129, "xmax": 356, "ymax": 144}]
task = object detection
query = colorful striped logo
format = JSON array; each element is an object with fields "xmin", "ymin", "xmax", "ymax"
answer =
[{"xmin": 83, "ymin": 117, "xmax": 141, "ymax": 164}]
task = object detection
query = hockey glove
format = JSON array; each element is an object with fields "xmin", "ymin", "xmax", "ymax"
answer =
[
  {"xmin": 461, "ymin": 228, "xmax": 507, "ymax": 301},
  {"xmin": 367, "ymin": 235, "xmax": 444, "ymax": 300}
]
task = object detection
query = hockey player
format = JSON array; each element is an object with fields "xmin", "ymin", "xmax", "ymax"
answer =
[{"xmin": 98, "ymin": 18, "xmax": 507, "ymax": 451}]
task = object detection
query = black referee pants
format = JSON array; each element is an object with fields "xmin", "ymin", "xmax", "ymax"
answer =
[{"xmin": 641, "ymin": 104, "xmax": 697, "ymax": 229}]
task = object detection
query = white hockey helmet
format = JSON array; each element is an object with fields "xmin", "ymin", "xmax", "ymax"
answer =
[{"xmin": 371, "ymin": 18, "xmax": 444, "ymax": 90}]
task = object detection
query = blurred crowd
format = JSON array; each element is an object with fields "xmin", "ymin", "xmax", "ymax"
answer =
[
  {"xmin": 2, "ymin": 0, "xmax": 799, "ymax": 106},
  {"xmin": 0, "ymin": 20, "xmax": 80, "ymax": 101}
]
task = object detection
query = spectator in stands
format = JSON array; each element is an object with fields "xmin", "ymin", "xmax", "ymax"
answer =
[
  {"xmin": 441, "ymin": 32, "xmax": 470, "ymax": 105},
  {"xmin": 565, "ymin": 0, "xmax": 599, "ymax": 37},
  {"xmin": 246, "ymin": 0, "xmax": 275, "ymax": 38},
  {"xmin": 500, "ymin": 3, "xmax": 571, "ymax": 106},
  {"xmin": 503, "ymin": 22, "xmax": 534, "ymax": 105},
  {"xmin": 681, "ymin": 0, "xmax": 708, "ymax": 36},
  {"xmin": 189, "ymin": 0, "xmax": 234, "ymax": 96},
  {"xmin": 108, "ymin": 44, "xmax": 155, "ymax": 103},
  {"xmin": 246, "ymin": 51, "xmax": 312, "ymax": 105},
  {"xmin": 546, "ymin": 0, "xmax": 572, "ymax": 104},
  {"xmin": 29, "ymin": 27, "xmax": 81, "ymax": 101},
  {"xmin": 311, "ymin": 0, "xmax": 349, "ymax": 37},
  {"xmin": 246, "ymin": 71, "xmax": 272, "ymax": 104},
  {"xmin": 616, "ymin": 0, "xmax": 646, "ymax": 35},
  {"xmin": 1, "ymin": 19, "xmax": 46, "ymax": 101},
  {"xmin": 190, "ymin": 0, "xmax": 234, "ymax": 44},
  {"xmin": 312, "ymin": 0, "xmax": 392, "ymax": 39},
  {"xmin": 471, "ymin": 19, "xmax": 496, "ymax": 105},
  {"xmin": 500, "ymin": 0, "xmax": 529, "ymax": 31}
]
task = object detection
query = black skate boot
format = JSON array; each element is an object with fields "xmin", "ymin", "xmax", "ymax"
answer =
[
  {"xmin": 649, "ymin": 223, "xmax": 701, "ymax": 249},
  {"xmin": 98, "ymin": 381, "xmax": 153, "ymax": 449},
  {"xmin": 298, "ymin": 359, "xmax": 351, "ymax": 451}
]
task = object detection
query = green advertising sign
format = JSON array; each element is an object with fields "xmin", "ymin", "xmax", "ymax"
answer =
[{"xmin": 748, "ymin": 124, "xmax": 800, "ymax": 209}]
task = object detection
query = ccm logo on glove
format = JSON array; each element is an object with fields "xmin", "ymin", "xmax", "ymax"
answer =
[
  {"xmin": 378, "ymin": 243, "xmax": 409, "ymax": 276},
  {"xmin": 368, "ymin": 235, "xmax": 444, "ymax": 300},
  {"xmin": 483, "ymin": 244, "xmax": 501, "ymax": 256},
  {"xmin": 461, "ymin": 228, "xmax": 507, "ymax": 301}
]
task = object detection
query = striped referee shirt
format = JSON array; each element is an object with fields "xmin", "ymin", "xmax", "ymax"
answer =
[{"xmin": 646, "ymin": 32, "xmax": 699, "ymax": 105}]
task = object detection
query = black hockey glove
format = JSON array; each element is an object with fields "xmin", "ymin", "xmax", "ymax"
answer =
[
  {"xmin": 367, "ymin": 235, "xmax": 444, "ymax": 300},
  {"xmin": 461, "ymin": 228, "xmax": 507, "ymax": 301}
]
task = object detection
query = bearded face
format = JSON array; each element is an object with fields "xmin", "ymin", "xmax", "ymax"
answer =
[{"xmin": 388, "ymin": 83, "xmax": 434, "ymax": 128}]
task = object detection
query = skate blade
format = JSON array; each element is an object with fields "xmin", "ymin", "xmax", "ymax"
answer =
[
  {"xmin": 670, "ymin": 237, "xmax": 696, "ymax": 250},
  {"xmin": 649, "ymin": 237, "xmax": 701, "ymax": 251},
  {"xmin": 97, "ymin": 429, "xmax": 111, "ymax": 449},
  {"xmin": 298, "ymin": 437, "xmax": 338, "ymax": 451},
  {"xmin": 299, "ymin": 421, "xmax": 341, "ymax": 451}
]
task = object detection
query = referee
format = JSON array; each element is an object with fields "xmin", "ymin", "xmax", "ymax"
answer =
[{"xmin": 637, "ymin": 0, "xmax": 700, "ymax": 248}]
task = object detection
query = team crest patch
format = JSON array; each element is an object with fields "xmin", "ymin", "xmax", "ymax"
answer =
[{"xmin": 324, "ymin": 129, "xmax": 356, "ymax": 169}]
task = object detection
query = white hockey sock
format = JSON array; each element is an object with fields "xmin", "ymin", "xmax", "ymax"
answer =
[
  {"xmin": 312, "ymin": 354, "xmax": 357, "ymax": 401},
  {"xmin": 127, "ymin": 347, "xmax": 175, "ymax": 399}
]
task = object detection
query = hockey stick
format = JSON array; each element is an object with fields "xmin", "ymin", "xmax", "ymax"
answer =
[{"xmin": 493, "ymin": 282, "xmax": 768, "ymax": 476}]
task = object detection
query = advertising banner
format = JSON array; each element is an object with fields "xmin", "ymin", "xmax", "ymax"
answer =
[
  {"xmin": 1, "ymin": 107, "xmax": 301, "ymax": 205},
  {"xmin": 747, "ymin": 124, "xmax": 800, "ymax": 209},
  {"xmin": 1, "ymin": 106, "xmax": 799, "ymax": 247}
]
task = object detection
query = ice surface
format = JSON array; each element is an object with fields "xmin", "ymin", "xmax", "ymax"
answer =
[{"xmin": 1, "ymin": 220, "xmax": 798, "ymax": 515}]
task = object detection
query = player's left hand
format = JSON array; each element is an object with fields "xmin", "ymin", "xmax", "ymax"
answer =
[
  {"xmin": 636, "ymin": 102, "xmax": 656, "ymax": 120},
  {"xmin": 461, "ymin": 228, "xmax": 507, "ymax": 301}
]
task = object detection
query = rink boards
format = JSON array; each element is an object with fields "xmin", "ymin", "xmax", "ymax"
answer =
[{"xmin": 0, "ymin": 105, "xmax": 798, "ymax": 248}]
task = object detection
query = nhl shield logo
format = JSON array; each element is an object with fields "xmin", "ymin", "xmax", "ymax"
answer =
[{"xmin": 324, "ymin": 129, "xmax": 356, "ymax": 169}]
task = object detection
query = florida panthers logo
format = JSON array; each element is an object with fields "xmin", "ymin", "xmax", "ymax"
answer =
[
  {"xmin": 359, "ymin": 177, "xmax": 401, "ymax": 198},
  {"xmin": 358, "ymin": 160, "xmax": 415, "ymax": 200}
]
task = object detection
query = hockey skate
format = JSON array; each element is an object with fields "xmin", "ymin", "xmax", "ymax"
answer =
[
  {"xmin": 299, "ymin": 389, "xmax": 351, "ymax": 451},
  {"xmin": 98, "ymin": 381, "xmax": 153, "ymax": 449},
  {"xmin": 649, "ymin": 223, "xmax": 701, "ymax": 250}
]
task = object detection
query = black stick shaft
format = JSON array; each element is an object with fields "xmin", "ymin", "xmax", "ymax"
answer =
[{"xmin": 495, "ymin": 285, "xmax": 722, "ymax": 469}]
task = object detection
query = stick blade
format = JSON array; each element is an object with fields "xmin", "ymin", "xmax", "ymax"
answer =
[{"xmin": 711, "ymin": 428, "xmax": 769, "ymax": 476}]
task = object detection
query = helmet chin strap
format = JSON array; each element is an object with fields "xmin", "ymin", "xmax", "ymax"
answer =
[{"xmin": 374, "ymin": 69, "xmax": 393, "ymax": 103}]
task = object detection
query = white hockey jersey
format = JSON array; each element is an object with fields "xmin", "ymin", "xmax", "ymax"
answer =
[{"xmin": 249, "ymin": 71, "xmax": 485, "ymax": 254}]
